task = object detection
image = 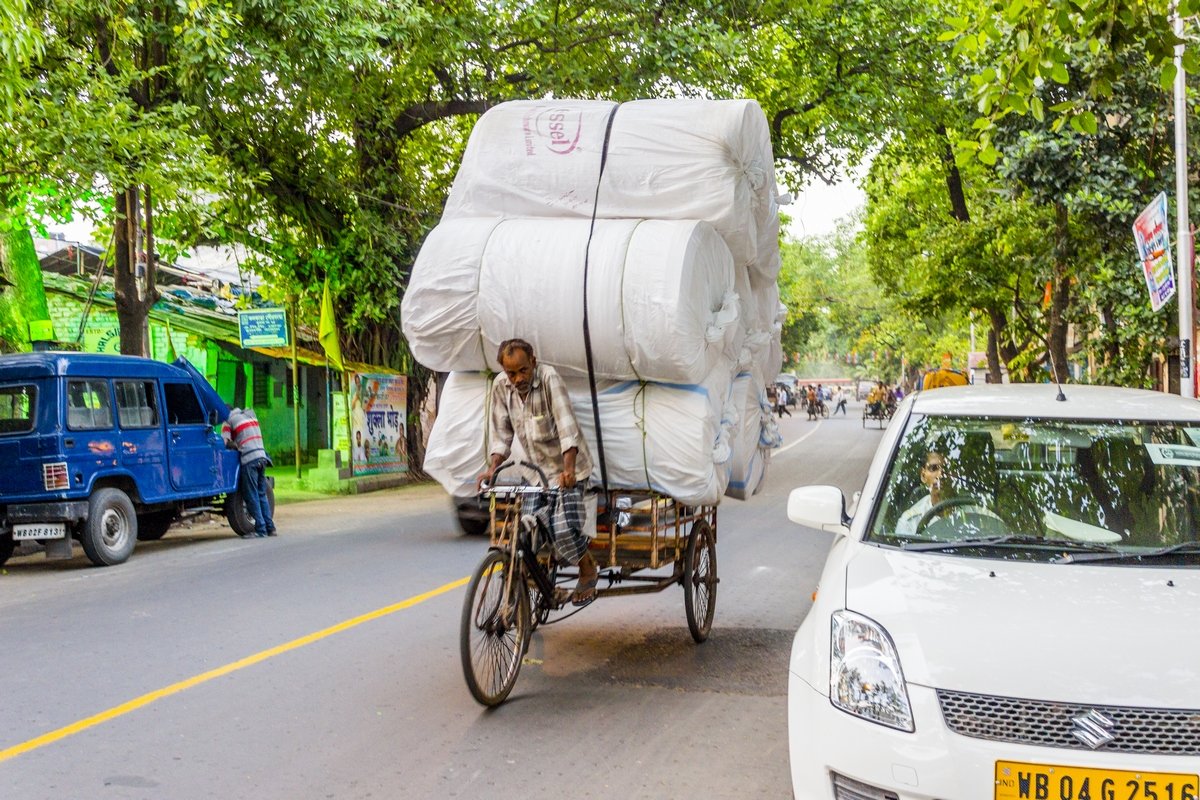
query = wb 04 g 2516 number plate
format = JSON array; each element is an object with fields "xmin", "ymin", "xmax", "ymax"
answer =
[{"xmin": 996, "ymin": 761, "xmax": 1199, "ymax": 800}]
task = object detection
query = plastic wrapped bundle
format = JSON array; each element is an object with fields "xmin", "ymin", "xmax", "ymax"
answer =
[
  {"xmin": 423, "ymin": 372, "xmax": 492, "ymax": 498},
  {"xmin": 402, "ymin": 218, "xmax": 739, "ymax": 384},
  {"xmin": 443, "ymin": 99, "xmax": 778, "ymax": 269},
  {"xmin": 422, "ymin": 368, "xmax": 738, "ymax": 507},
  {"xmin": 725, "ymin": 374, "xmax": 770, "ymax": 501},
  {"xmin": 564, "ymin": 365, "xmax": 736, "ymax": 507}
]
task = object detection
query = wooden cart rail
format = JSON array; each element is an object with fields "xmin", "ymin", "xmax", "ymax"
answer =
[{"xmin": 489, "ymin": 487, "xmax": 717, "ymax": 572}]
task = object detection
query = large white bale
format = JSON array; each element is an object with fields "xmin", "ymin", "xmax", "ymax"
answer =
[
  {"xmin": 423, "ymin": 369, "xmax": 738, "ymax": 507},
  {"xmin": 725, "ymin": 373, "xmax": 769, "ymax": 501},
  {"xmin": 443, "ymin": 99, "xmax": 778, "ymax": 270},
  {"xmin": 402, "ymin": 218, "xmax": 739, "ymax": 384},
  {"xmin": 565, "ymin": 366, "xmax": 736, "ymax": 507},
  {"xmin": 423, "ymin": 371, "xmax": 492, "ymax": 498},
  {"xmin": 401, "ymin": 219, "xmax": 500, "ymax": 376}
]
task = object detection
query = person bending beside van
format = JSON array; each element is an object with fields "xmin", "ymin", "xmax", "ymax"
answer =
[
  {"xmin": 223, "ymin": 407, "xmax": 276, "ymax": 538},
  {"xmin": 477, "ymin": 339, "xmax": 598, "ymax": 605}
]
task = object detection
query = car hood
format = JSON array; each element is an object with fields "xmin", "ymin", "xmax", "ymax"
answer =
[{"xmin": 845, "ymin": 546, "xmax": 1200, "ymax": 707}]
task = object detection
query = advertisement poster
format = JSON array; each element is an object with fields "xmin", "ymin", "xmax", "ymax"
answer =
[
  {"xmin": 1132, "ymin": 192, "xmax": 1177, "ymax": 312},
  {"xmin": 350, "ymin": 373, "xmax": 408, "ymax": 475},
  {"xmin": 331, "ymin": 391, "xmax": 350, "ymax": 464}
]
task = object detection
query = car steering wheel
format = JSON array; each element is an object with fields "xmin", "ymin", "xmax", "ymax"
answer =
[{"xmin": 915, "ymin": 495, "xmax": 988, "ymax": 534}]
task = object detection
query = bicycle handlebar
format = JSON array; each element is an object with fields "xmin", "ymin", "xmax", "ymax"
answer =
[{"xmin": 479, "ymin": 459, "xmax": 553, "ymax": 496}]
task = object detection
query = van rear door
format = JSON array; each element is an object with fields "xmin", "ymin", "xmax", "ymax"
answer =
[
  {"xmin": 161, "ymin": 380, "xmax": 221, "ymax": 491},
  {"xmin": 0, "ymin": 381, "xmax": 47, "ymax": 497}
]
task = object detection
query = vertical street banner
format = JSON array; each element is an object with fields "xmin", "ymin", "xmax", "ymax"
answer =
[
  {"xmin": 1132, "ymin": 192, "xmax": 1177, "ymax": 312},
  {"xmin": 349, "ymin": 373, "xmax": 408, "ymax": 476}
]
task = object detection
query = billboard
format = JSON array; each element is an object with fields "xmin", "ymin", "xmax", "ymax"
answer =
[{"xmin": 349, "ymin": 373, "xmax": 407, "ymax": 475}]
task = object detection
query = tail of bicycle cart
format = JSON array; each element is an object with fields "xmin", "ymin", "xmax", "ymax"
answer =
[{"xmin": 460, "ymin": 482, "xmax": 719, "ymax": 707}]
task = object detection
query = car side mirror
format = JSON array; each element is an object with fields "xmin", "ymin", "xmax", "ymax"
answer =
[
  {"xmin": 208, "ymin": 409, "xmax": 219, "ymax": 426},
  {"xmin": 787, "ymin": 485, "xmax": 851, "ymax": 536}
]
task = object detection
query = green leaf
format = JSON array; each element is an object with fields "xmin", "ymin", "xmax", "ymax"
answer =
[
  {"xmin": 1003, "ymin": 0, "xmax": 1027, "ymax": 23},
  {"xmin": 1070, "ymin": 111, "xmax": 1098, "ymax": 135},
  {"xmin": 979, "ymin": 145, "xmax": 1000, "ymax": 165},
  {"xmin": 937, "ymin": 29, "xmax": 960, "ymax": 42},
  {"xmin": 1160, "ymin": 61, "xmax": 1178, "ymax": 93},
  {"xmin": 1030, "ymin": 95, "xmax": 1044, "ymax": 121},
  {"xmin": 1049, "ymin": 62, "xmax": 1070, "ymax": 84}
]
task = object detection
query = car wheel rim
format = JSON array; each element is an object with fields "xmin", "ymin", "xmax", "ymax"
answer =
[{"xmin": 101, "ymin": 507, "xmax": 129, "ymax": 548}]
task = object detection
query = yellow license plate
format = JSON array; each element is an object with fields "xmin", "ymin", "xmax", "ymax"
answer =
[{"xmin": 996, "ymin": 761, "xmax": 1199, "ymax": 800}]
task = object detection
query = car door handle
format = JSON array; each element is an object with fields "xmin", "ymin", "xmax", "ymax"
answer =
[{"xmin": 170, "ymin": 432, "xmax": 180, "ymax": 442}]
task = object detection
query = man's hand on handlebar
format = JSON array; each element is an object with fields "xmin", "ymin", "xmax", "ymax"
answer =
[{"xmin": 559, "ymin": 470, "xmax": 575, "ymax": 489}]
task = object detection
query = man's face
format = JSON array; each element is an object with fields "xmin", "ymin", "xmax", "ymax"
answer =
[
  {"xmin": 500, "ymin": 349, "xmax": 536, "ymax": 396},
  {"xmin": 921, "ymin": 452, "xmax": 947, "ymax": 492}
]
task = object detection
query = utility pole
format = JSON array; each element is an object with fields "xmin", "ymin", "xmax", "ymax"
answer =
[{"xmin": 1175, "ymin": 5, "xmax": 1195, "ymax": 397}]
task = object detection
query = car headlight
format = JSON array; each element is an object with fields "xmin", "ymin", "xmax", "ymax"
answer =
[{"xmin": 830, "ymin": 609, "xmax": 914, "ymax": 732}]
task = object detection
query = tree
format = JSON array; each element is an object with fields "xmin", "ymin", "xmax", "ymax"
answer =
[{"xmin": 3, "ymin": 0, "xmax": 244, "ymax": 355}]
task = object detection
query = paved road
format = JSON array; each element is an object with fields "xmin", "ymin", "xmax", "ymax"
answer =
[{"xmin": 1, "ymin": 401, "xmax": 885, "ymax": 799}]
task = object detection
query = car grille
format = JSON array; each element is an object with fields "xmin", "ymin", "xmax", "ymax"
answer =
[{"xmin": 938, "ymin": 690, "xmax": 1200, "ymax": 755}]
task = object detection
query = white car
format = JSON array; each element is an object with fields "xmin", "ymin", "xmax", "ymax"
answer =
[{"xmin": 787, "ymin": 384, "xmax": 1200, "ymax": 800}]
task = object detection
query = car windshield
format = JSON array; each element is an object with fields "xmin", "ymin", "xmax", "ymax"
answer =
[{"xmin": 867, "ymin": 414, "xmax": 1200, "ymax": 563}]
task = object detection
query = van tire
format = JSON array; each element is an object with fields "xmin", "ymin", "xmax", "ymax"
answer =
[
  {"xmin": 0, "ymin": 532, "xmax": 13, "ymax": 567},
  {"xmin": 136, "ymin": 511, "xmax": 176, "ymax": 541},
  {"xmin": 81, "ymin": 488, "xmax": 138, "ymax": 566},
  {"xmin": 226, "ymin": 480, "xmax": 276, "ymax": 537}
]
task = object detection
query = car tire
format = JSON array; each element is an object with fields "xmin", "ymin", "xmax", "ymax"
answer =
[
  {"xmin": 226, "ymin": 480, "xmax": 277, "ymax": 537},
  {"xmin": 136, "ymin": 511, "xmax": 176, "ymax": 541},
  {"xmin": 81, "ymin": 488, "xmax": 138, "ymax": 566},
  {"xmin": 0, "ymin": 532, "xmax": 13, "ymax": 567},
  {"xmin": 457, "ymin": 510, "xmax": 489, "ymax": 537}
]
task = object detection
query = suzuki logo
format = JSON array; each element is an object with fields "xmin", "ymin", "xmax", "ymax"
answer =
[{"xmin": 1072, "ymin": 709, "xmax": 1117, "ymax": 749}]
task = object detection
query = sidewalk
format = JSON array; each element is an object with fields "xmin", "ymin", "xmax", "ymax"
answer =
[{"xmin": 267, "ymin": 463, "xmax": 421, "ymax": 505}]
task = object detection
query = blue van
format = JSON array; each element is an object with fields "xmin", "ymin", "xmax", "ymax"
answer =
[{"xmin": 0, "ymin": 352, "xmax": 272, "ymax": 567}]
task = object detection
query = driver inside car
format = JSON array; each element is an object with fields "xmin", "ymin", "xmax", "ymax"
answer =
[{"xmin": 895, "ymin": 449, "xmax": 999, "ymax": 536}]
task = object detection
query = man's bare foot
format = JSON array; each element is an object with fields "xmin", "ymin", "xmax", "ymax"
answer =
[{"xmin": 573, "ymin": 554, "xmax": 598, "ymax": 606}]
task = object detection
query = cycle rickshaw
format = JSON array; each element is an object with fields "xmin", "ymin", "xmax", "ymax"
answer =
[{"xmin": 460, "ymin": 461, "xmax": 718, "ymax": 706}]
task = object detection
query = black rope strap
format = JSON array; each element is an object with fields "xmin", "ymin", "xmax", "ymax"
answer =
[{"xmin": 581, "ymin": 103, "xmax": 621, "ymax": 495}]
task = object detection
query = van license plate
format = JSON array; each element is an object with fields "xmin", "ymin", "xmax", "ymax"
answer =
[
  {"xmin": 996, "ymin": 761, "xmax": 1199, "ymax": 800},
  {"xmin": 12, "ymin": 523, "xmax": 66, "ymax": 541}
]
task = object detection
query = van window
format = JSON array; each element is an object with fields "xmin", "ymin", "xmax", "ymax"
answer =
[
  {"xmin": 67, "ymin": 379, "xmax": 114, "ymax": 430},
  {"xmin": 115, "ymin": 380, "xmax": 159, "ymax": 428},
  {"xmin": 162, "ymin": 382, "xmax": 206, "ymax": 425},
  {"xmin": 0, "ymin": 384, "xmax": 36, "ymax": 434}
]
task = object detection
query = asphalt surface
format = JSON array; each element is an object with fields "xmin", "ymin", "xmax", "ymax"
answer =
[{"xmin": 0, "ymin": 399, "xmax": 885, "ymax": 800}]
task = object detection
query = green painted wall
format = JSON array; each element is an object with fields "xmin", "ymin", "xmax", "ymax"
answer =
[{"xmin": 0, "ymin": 229, "xmax": 54, "ymax": 351}]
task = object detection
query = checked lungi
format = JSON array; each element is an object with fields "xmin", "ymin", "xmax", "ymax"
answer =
[{"xmin": 531, "ymin": 487, "xmax": 589, "ymax": 566}]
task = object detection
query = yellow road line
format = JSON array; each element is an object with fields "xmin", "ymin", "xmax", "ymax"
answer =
[{"xmin": 0, "ymin": 575, "xmax": 470, "ymax": 765}]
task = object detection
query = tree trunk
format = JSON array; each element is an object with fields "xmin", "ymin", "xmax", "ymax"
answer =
[
  {"xmin": 1047, "ymin": 202, "xmax": 1072, "ymax": 383},
  {"xmin": 112, "ymin": 188, "xmax": 159, "ymax": 356},
  {"xmin": 939, "ymin": 129, "xmax": 970, "ymax": 223}
]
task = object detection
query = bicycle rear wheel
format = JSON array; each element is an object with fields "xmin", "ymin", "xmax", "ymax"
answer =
[
  {"xmin": 683, "ymin": 519, "xmax": 718, "ymax": 643},
  {"xmin": 460, "ymin": 549, "xmax": 531, "ymax": 706}
]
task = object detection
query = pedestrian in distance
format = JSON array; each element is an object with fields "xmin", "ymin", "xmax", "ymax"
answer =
[
  {"xmin": 222, "ymin": 407, "xmax": 276, "ymax": 538},
  {"xmin": 777, "ymin": 385, "xmax": 792, "ymax": 417},
  {"xmin": 833, "ymin": 386, "xmax": 848, "ymax": 415}
]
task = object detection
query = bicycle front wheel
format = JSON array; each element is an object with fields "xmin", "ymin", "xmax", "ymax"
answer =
[{"xmin": 460, "ymin": 549, "xmax": 531, "ymax": 706}]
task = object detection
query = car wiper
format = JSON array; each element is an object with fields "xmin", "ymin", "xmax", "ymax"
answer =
[
  {"xmin": 900, "ymin": 535, "xmax": 1087, "ymax": 552},
  {"xmin": 1056, "ymin": 541, "xmax": 1200, "ymax": 564}
]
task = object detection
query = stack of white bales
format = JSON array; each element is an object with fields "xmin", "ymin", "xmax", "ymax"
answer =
[{"xmin": 406, "ymin": 99, "xmax": 783, "ymax": 506}]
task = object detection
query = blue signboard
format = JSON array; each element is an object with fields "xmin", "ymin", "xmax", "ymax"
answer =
[{"xmin": 238, "ymin": 309, "xmax": 290, "ymax": 348}]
